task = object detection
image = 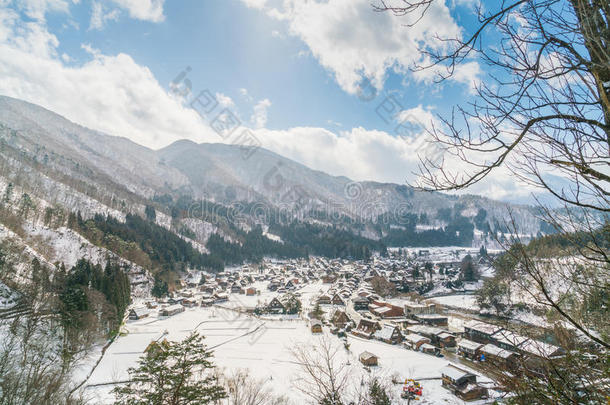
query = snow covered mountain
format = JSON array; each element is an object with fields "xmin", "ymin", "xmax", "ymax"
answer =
[{"xmin": 0, "ymin": 94, "xmax": 545, "ymax": 274}]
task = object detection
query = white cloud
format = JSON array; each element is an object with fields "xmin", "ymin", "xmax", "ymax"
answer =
[
  {"xmin": 0, "ymin": 2, "xmax": 528, "ymax": 202},
  {"xmin": 89, "ymin": 1, "xmax": 120, "ymax": 31},
  {"xmin": 251, "ymin": 98, "xmax": 271, "ymax": 129},
  {"xmin": 251, "ymin": 0, "xmax": 479, "ymax": 95},
  {"xmin": 14, "ymin": 0, "xmax": 71, "ymax": 21},
  {"xmin": 238, "ymin": 87, "xmax": 253, "ymax": 102},
  {"xmin": 215, "ymin": 92, "xmax": 235, "ymax": 108},
  {"xmin": 109, "ymin": 0, "xmax": 165, "ymax": 22},
  {"xmin": 241, "ymin": 0, "xmax": 267, "ymax": 10},
  {"xmin": 0, "ymin": 8, "xmax": 216, "ymax": 149}
]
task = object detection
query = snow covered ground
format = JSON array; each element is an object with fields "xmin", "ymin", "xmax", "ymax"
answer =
[
  {"xmin": 80, "ymin": 283, "xmax": 497, "ymax": 405},
  {"xmin": 431, "ymin": 295, "xmax": 480, "ymax": 311}
]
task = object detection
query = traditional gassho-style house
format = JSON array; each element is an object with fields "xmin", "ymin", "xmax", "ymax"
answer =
[
  {"xmin": 359, "ymin": 351, "xmax": 379, "ymax": 366},
  {"xmin": 331, "ymin": 294, "xmax": 346, "ymax": 306},
  {"xmin": 310, "ymin": 319, "xmax": 323, "ymax": 334},
  {"xmin": 128, "ymin": 307, "xmax": 151, "ymax": 320},
  {"xmin": 330, "ymin": 309, "xmax": 350, "ymax": 329},
  {"xmin": 144, "ymin": 339, "xmax": 170, "ymax": 357},
  {"xmin": 353, "ymin": 319, "xmax": 380, "ymax": 339},
  {"xmin": 457, "ymin": 339, "xmax": 484, "ymax": 360},
  {"xmin": 267, "ymin": 297, "xmax": 286, "ymax": 314},
  {"xmin": 317, "ymin": 294, "xmax": 332, "ymax": 305},
  {"xmin": 403, "ymin": 334, "xmax": 431, "ymax": 351},
  {"xmin": 160, "ymin": 304, "xmax": 184, "ymax": 317},
  {"xmin": 373, "ymin": 324, "xmax": 403, "ymax": 344},
  {"xmin": 353, "ymin": 297, "xmax": 370, "ymax": 311}
]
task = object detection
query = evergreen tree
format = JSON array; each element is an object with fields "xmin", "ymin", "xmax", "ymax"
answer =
[
  {"xmin": 368, "ymin": 378, "xmax": 391, "ymax": 405},
  {"xmin": 113, "ymin": 333, "xmax": 226, "ymax": 405},
  {"xmin": 460, "ymin": 255, "xmax": 479, "ymax": 282},
  {"xmin": 151, "ymin": 276, "xmax": 169, "ymax": 298},
  {"xmin": 145, "ymin": 205, "xmax": 156, "ymax": 222}
]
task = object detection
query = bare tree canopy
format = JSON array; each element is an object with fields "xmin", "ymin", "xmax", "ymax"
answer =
[{"xmin": 374, "ymin": 0, "xmax": 608, "ymax": 214}]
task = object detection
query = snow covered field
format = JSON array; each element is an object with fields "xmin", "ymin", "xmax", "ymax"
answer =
[
  {"xmin": 431, "ymin": 295, "xmax": 480, "ymax": 311},
  {"xmin": 80, "ymin": 283, "xmax": 495, "ymax": 404}
]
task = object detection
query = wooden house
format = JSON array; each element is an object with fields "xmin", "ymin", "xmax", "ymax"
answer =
[
  {"xmin": 359, "ymin": 351, "xmax": 378, "ymax": 366},
  {"xmin": 267, "ymin": 297, "xmax": 286, "ymax": 314},
  {"xmin": 441, "ymin": 364, "xmax": 477, "ymax": 390},
  {"xmin": 310, "ymin": 319, "xmax": 323, "ymax": 334},
  {"xmin": 128, "ymin": 307, "xmax": 151, "ymax": 320},
  {"xmin": 403, "ymin": 334, "xmax": 431, "ymax": 351},
  {"xmin": 479, "ymin": 343, "xmax": 519, "ymax": 369},
  {"xmin": 160, "ymin": 304, "xmax": 184, "ymax": 317},
  {"xmin": 373, "ymin": 324, "xmax": 403, "ymax": 344},
  {"xmin": 330, "ymin": 309, "xmax": 350, "ymax": 328},
  {"xmin": 331, "ymin": 294, "xmax": 345, "ymax": 306},
  {"xmin": 457, "ymin": 339, "xmax": 484, "ymax": 360},
  {"xmin": 353, "ymin": 319, "xmax": 380, "ymax": 339}
]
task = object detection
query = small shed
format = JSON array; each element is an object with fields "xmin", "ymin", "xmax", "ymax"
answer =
[
  {"xmin": 359, "ymin": 351, "xmax": 379, "ymax": 366},
  {"xmin": 310, "ymin": 319, "xmax": 323, "ymax": 334}
]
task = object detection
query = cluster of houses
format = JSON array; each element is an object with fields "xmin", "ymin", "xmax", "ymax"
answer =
[{"xmin": 458, "ymin": 320, "xmax": 564, "ymax": 369}]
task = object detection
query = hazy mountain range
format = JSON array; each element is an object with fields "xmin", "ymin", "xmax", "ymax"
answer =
[{"xmin": 0, "ymin": 95, "xmax": 547, "ymax": 274}]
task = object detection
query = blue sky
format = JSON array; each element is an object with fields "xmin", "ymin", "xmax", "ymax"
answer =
[
  {"xmin": 42, "ymin": 0, "xmax": 473, "ymax": 133},
  {"xmin": 0, "ymin": 0, "xmax": 542, "ymax": 203}
]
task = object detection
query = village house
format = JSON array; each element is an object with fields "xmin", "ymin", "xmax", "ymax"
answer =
[
  {"xmin": 128, "ymin": 307, "xmax": 151, "ymax": 320},
  {"xmin": 457, "ymin": 339, "xmax": 484, "ymax": 360},
  {"xmin": 369, "ymin": 301, "xmax": 404, "ymax": 318},
  {"xmin": 441, "ymin": 364, "xmax": 487, "ymax": 401},
  {"xmin": 353, "ymin": 297, "xmax": 370, "ymax": 311},
  {"xmin": 404, "ymin": 301, "xmax": 437, "ymax": 316},
  {"xmin": 413, "ymin": 313, "xmax": 448, "ymax": 327},
  {"xmin": 245, "ymin": 287, "xmax": 257, "ymax": 296},
  {"xmin": 373, "ymin": 324, "xmax": 403, "ymax": 344},
  {"xmin": 403, "ymin": 334, "xmax": 431, "ymax": 351},
  {"xmin": 267, "ymin": 297, "xmax": 286, "ymax": 314},
  {"xmin": 464, "ymin": 320, "xmax": 503, "ymax": 344},
  {"xmin": 214, "ymin": 293, "xmax": 229, "ymax": 303},
  {"xmin": 310, "ymin": 319, "xmax": 323, "ymax": 334},
  {"xmin": 160, "ymin": 304, "xmax": 185, "ymax": 317},
  {"xmin": 330, "ymin": 309, "xmax": 350, "ymax": 329},
  {"xmin": 479, "ymin": 343, "xmax": 519, "ymax": 369},
  {"xmin": 317, "ymin": 294, "xmax": 332, "ymax": 305},
  {"xmin": 331, "ymin": 294, "xmax": 346, "ymax": 306},
  {"xmin": 181, "ymin": 298, "xmax": 197, "ymax": 308},
  {"xmin": 353, "ymin": 319, "xmax": 380, "ymax": 339},
  {"xmin": 359, "ymin": 351, "xmax": 379, "ymax": 367}
]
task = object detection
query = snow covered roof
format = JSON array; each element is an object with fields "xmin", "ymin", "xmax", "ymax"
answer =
[
  {"xmin": 404, "ymin": 334, "xmax": 429, "ymax": 344},
  {"xmin": 373, "ymin": 325, "xmax": 398, "ymax": 340},
  {"xmin": 480, "ymin": 343, "xmax": 517, "ymax": 359},
  {"xmin": 464, "ymin": 320, "xmax": 503, "ymax": 335},
  {"xmin": 441, "ymin": 364, "xmax": 474, "ymax": 381},
  {"xmin": 458, "ymin": 339, "xmax": 483, "ymax": 351},
  {"xmin": 519, "ymin": 340, "xmax": 563, "ymax": 358}
]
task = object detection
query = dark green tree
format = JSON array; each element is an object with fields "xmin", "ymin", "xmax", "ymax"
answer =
[
  {"xmin": 151, "ymin": 276, "xmax": 169, "ymax": 298},
  {"xmin": 368, "ymin": 378, "xmax": 391, "ymax": 405},
  {"xmin": 145, "ymin": 205, "xmax": 156, "ymax": 222},
  {"xmin": 113, "ymin": 332, "xmax": 226, "ymax": 405},
  {"xmin": 460, "ymin": 255, "xmax": 479, "ymax": 282}
]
